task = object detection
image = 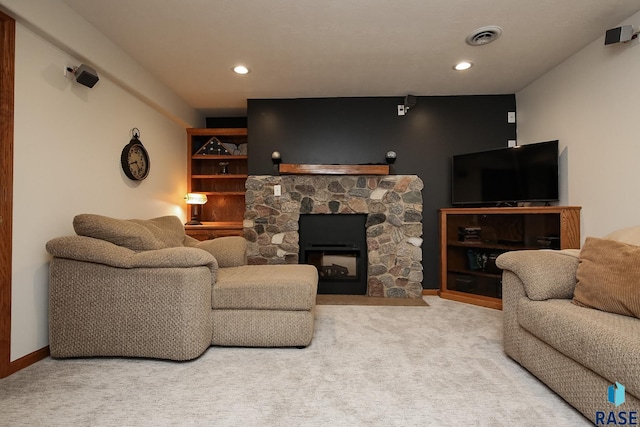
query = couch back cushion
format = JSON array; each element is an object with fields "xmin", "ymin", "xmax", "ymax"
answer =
[
  {"xmin": 573, "ymin": 237, "xmax": 640, "ymax": 318},
  {"xmin": 604, "ymin": 225, "xmax": 640, "ymax": 246},
  {"xmin": 131, "ymin": 216, "xmax": 186, "ymax": 248},
  {"xmin": 73, "ymin": 214, "xmax": 185, "ymax": 251}
]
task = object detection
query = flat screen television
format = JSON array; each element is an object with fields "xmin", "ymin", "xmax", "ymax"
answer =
[{"xmin": 451, "ymin": 140, "xmax": 559, "ymax": 206}]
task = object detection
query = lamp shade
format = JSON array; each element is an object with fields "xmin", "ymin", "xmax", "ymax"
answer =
[{"xmin": 184, "ymin": 193, "xmax": 208, "ymax": 205}]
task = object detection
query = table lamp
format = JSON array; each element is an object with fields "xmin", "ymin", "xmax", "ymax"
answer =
[{"xmin": 184, "ymin": 193, "xmax": 208, "ymax": 225}]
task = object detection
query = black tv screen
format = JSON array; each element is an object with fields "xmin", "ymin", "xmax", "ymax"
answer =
[{"xmin": 452, "ymin": 140, "xmax": 559, "ymax": 205}]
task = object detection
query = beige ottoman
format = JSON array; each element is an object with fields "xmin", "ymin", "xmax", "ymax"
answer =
[{"xmin": 210, "ymin": 264, "xmax": 318, "ymax": 347}]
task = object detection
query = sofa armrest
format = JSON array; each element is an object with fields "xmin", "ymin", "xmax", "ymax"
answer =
[
  {"xmin": 49, "ymin": 258, "xmax": 213, "ymax": 360},
  {"xmin": 496, "ymin": 250, "xmax": 579, "ymax": 300},
  {"xmin": 194, "ymin": 236, "xmax": 247, "ymax": 267},
  {"xmin": 46, "ymin": 235, "xmax": 218, "ymax": 273}
]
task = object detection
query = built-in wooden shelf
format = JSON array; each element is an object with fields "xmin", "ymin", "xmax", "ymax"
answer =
[
  {"xmin": 185, "ymin": 221, "xmax": 243, "ymax": 230},
  {"xmin": 191, "ymin": 174, "xmax": 248, "ymax": 179},
  {"xmin": 278, "ymin": 164, "xmax": 390, "ymax": 175},
  {"xmin": 187, "ymin": 128, "xmax": 247, "ymax": 233},
  {"xmin": 184, "ymin": 221, "xmax": 244, "ymax": 241},
  {"xmin": 192, "ymin": 155, "xmax": 248, "ymax": 160}
]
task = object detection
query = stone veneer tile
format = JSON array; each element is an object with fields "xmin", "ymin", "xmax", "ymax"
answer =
[{"xmin": 244, "ymin": 175, "xmax": 424, "ymax": 298}]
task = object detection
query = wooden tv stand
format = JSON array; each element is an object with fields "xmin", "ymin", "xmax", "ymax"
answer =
[{"xmin": 439, "ymin": 206, "xmax": 581, "ymax": 309}]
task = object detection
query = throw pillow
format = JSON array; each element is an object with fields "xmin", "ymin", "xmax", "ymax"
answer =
[
  {"xmin": 73, "ymin": 214, "xmax": 167, "ymax": 251},
  {"xmin": 573, "ymin": 237, "xmax": 640, "ymax": 318}
]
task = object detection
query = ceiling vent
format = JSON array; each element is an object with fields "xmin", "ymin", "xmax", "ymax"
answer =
[{"xmin": 466, "ymin": 26, "xmax": 503, "ymax": 46}]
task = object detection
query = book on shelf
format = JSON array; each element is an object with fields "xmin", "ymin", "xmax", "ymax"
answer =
[{"xmin": 458, "ymin": 226, "xmax": 481, "ymax": 243}]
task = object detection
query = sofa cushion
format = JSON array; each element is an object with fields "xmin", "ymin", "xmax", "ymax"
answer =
[
  {"xmin": 518, "ymin": 298, "xmax": 640, "ymax": 398},
  {"xmin": 195, "ymin": 236, "xmax": 247, "ymax": 267},
  {"xmin": 131, "ymin": 216, "xmax": 187, "ymax": 248},
  {"xmin": 46, "ymin": 235, "xmax": 217, "ymax": 276},
  {"xmin": 213, "ymin": 265, "xmax": 318, "ymax": 311},
  {"xmin": 573, "ymin": 237, "xmax": 640, "ymax": 318},
  {"xmin": 74, "ymin": 214, "xmax": 167, "ymax": 251},
  {"xmin": 604, "ymin": 225, "xmax": 640, "ymax": 246}
]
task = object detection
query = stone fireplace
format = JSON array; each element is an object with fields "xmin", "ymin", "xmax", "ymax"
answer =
[{"xmin": 243, "ymin": 175, "xmax": 424, "ymax": 298}]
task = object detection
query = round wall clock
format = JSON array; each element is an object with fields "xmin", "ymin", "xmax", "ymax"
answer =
[{"xmin": 121, "ymin": 128, "xmax": 150, "ymax": 181}]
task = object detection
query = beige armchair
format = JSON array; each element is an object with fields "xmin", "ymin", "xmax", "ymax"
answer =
[{"xmin": 46, "ymin": 214, "xmax": 318, "ymax": 361}]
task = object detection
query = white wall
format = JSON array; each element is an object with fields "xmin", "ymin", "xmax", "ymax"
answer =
[
  {"xmin": 0, "ymin": 0, "xmax": 200, "ymax": 128},
  {"xmin": 6, "ymin": 5, "xmax": 200, "ymax": 360},
  {"xmin": 517, "ymin": 11, "xmax": 640, "ymax": 240}
]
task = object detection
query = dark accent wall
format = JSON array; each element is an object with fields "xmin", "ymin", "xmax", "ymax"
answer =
[
  {"xmin": 206, "ymin": 116, "xmax": 248, "ymax": 128},
  {"xmin": 247, "ymin": 95, "xmax": 516, "ymax": 289}
]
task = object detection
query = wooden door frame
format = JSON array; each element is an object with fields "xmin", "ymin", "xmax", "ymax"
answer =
[{"xmin": 0, "ymin": 10, "xmax": 15, "ymax": 378}]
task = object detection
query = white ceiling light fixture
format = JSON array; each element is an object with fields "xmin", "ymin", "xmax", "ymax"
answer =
[
  {"xmin": 466, "ymin": 25, "xmax": 503, "ymax": 46},
  {"xmin": 233, "ymin": 65, "xmax": 250, "ymax": 75},
  {"xmin": 454, "ymin": 61, "xmax": 473, "ymax": 71}
]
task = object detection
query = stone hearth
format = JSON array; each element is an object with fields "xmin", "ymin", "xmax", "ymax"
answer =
[{"xmin": 243, "ymin": 175, "xmax": 424, "ymax": 298}]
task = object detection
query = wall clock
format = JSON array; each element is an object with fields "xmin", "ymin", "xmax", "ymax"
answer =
[{"xmin": 121, "ymin": 128, "xmax": 150, "ymax": 181}]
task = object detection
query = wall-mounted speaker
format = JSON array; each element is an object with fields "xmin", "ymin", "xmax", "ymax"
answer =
[
  {"xmin": 404, "ymin": 95, "xmax": 417, "ymax": 109},
  {"xmin": 74, "ymin": 64, "xmax": 100, "ymax": 88},
  {"xmin": 604, "ymin": 25, "xmax": 635, "ymax": 45}
]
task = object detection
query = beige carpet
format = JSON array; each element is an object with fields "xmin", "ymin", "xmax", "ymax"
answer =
[
  {"xmin": 316, "ymin": 294, "xmax": 428, "ymax": 306},
  {"xmin": 0, "ymin": 296, "xmax": 588, "ymax": 426}
]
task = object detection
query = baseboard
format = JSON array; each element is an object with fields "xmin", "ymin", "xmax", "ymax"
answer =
[
  {"xmin": 422, "ymin": 289, "xmax": 438, "ymax": 296},
  {"xmin": 2, "ymin": 346, "xmax": 49, "ymax": 378}
]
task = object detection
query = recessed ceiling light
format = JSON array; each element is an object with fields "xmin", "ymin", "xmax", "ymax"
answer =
[
  {"xmin": 233, "ymin": 65, "xmax": 250, "ymax": 75},
  {"xmin": 454, "ymin": 61, "xmax": 473, "ymax": 71}
]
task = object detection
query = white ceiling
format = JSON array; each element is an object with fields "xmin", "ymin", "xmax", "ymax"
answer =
[{"xmin": 61, "ymin": 0, "xmax": 640, "ymax": 117}]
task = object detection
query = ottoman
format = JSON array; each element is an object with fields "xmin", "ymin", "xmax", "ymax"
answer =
[{"xmin": 210, "ymin": 264, "xmax": 318, "ymax": 347}]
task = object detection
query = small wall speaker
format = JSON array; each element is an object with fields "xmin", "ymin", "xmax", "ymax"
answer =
[
  {"xmin": 404, "ymin": 95, "xmax": 417, "ymax": 109},
  {"xmin": 605, "ymin": 25, "xmax": 635, "ymax": 45},
  {"xmin": 75, "ymin": 64, "xmax": 100, "ymax": 88}
]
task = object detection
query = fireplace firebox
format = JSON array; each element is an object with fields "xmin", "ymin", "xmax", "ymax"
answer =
[{"xmin": 299, "ymin": 214, "xmax": 367, "ymax": 295}]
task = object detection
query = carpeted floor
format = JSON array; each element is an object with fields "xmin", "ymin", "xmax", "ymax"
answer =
[
  {"xmin": 316, "ymin": 294, "xmax": 429, "ymax": 306},
  {"xmin": 0, "ymin": 296, "xmax": 589, "ymax": 426}
]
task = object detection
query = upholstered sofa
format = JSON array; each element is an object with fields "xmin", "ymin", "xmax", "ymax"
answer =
[
  {"xmin": 46, "ymin": 214, "xmax": 318, "ymax": 361},
  {"xmin": 496, "ymin": 226, "xmax": 640, "ymax": 422}
]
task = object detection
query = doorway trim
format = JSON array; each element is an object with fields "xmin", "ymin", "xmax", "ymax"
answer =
[{"xmin": 0, "ymin": 10, "xmax": 15, "ymax": 378}]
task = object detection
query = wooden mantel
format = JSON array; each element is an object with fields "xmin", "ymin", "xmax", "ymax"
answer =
[{"xmin": 278, "ymin": 164, "xmax": 390, "ymax": 175}]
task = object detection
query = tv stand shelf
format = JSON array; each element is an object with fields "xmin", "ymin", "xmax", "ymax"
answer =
[{"xmin": 439, "ymin": 206, "xmax": 581, "ymax": 309}]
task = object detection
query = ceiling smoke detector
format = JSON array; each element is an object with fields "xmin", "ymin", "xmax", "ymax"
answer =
[{"xmin": 466, "ymin": 26, "xmax": 503, "ymax": 46}]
